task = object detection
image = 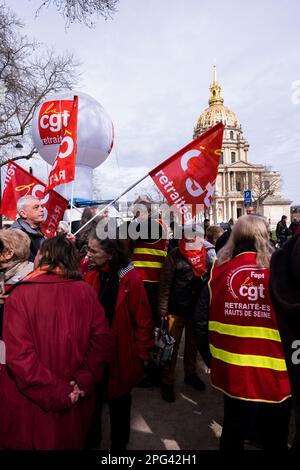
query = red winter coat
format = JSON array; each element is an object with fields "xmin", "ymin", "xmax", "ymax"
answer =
[
  {"xmin": 84, "ymin": 265, "xmax": 155, "ymax": 399},
  {"xmin": 0, "ymin": 273, "xmax": 112, "ymax": 450}
]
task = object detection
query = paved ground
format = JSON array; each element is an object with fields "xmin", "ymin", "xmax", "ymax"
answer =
[
  {"xmin": 99, "ymin": 345, "xmax": 296, "ymax": 451},
  {"xmin": 100, "ymin": 350, "xmax": 223, "ymax": 450}
]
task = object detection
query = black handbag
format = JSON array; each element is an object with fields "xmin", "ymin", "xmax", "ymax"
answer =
[{"xmin": 151, "ymin": 316, "xmax": 175, "ymax": 367}]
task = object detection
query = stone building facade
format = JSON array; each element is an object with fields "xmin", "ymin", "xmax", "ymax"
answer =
[{"xmin": 193, "ymin": 67, "xmax": 291, "ymax": 228}]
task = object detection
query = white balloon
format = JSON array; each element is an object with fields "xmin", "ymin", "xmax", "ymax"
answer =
[
  {"xmin": 32, "ymin": 91, "xmax": 114, "ymax": 168},
  {"xmin": 56, "ymin": 165, "xmax": 93, "ymax": 200},
  {"xmin": 31, "ymin": 91, "xmax": 114, "ymax": 200}
]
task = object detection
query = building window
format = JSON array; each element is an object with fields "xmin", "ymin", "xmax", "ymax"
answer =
[
  {"xmin": 220, "ymin": 152, "xmax": 224, "ymax": 164},
  {"xmin": 230, "ymin": 131, "xmax": 234, "ymax": 140},
  {"xmin": 264, "ymin": 180, "xmax": 270, "ymax": 190},
  {"xmin": 236, "ymin": 181, "xmax": 241, "ymax": 191},
  {"xmin": 231, "ymin": 152, "xmax": 236, "ymax": 163}
]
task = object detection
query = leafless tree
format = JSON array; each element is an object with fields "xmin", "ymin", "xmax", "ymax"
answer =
[
  {"xmin": 252, "ymin": 173, "xmax": 280, "ymax": 211},
  {"xmin": 36, "ymin": 0, "xmax": 119, "ymax": 27},
  {"xmin": 0, "ymin": 1, "xmax": 80, "ymax": 167},
  {"xmin": 135, "ymin": 182, "xmax": 166, "ymax": 204}
]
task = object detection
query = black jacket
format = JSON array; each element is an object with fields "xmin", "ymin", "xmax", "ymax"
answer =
[
  {"xmin": 192, "ymin": 284, "xmax": 211, "ymax": 367},
  {"xmin": 158, "ymin": 248, "xmax": 204, "ymax": 318},
  {"xmin": 11, "ymin": 219, "xmax": 44, "ymax": 262},
  {"xmin": 270, "ymin": 234, "xmax": 300, "ymax": 398}
]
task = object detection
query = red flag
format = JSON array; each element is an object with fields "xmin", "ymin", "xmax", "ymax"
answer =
[
  {"xmin": 1, "ymin": 161, "xmax": 68, "ymax": 237},
  {"xmin": 47, "ymin": 95, "xmax": 78, "ymax": 191},
  {"xmin": 149, "ymin": 122, "xmax": 224, "ymax": 222}
]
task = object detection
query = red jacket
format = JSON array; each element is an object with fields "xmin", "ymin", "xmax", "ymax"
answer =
[
  {"xmin": 0, "ymin": 273, "xmax": 112, "ymax": 450},
  {"xmin": 84, "ymin": 265, "xmax": 155, "ymax": 399}
]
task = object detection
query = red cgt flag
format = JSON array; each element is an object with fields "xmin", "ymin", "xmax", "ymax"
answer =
[
  {"xmin": 47, "ymin": 95, "xmax": 78, "ymax": 191},
  {"xmin": 1, "ymin": 161, "xmax": 68, "ymax": 237},
  {"xmin": 149, "ymin": 122, "xmax": 224, "ymax": 222}
]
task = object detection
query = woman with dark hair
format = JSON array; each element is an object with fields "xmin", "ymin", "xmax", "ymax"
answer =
[
  {"xmin": 0, "ymin": 235, "xmax": 112, "ymax": 450},
  {"xmin": 37, "ymin": 234, "xmax": 82, "ymax": 278},
  {"xmin": 83, "ymin": 233, "xmax": 154, "ymax": 450}
]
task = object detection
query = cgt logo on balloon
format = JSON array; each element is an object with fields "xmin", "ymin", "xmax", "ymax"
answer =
[
  {"xmin": 32, "ymin": 91, "xmax": 114, "ymax": 200},
  {"xmin": 38, "ymin": 100, "xmax": 73, "ymax": 146}
]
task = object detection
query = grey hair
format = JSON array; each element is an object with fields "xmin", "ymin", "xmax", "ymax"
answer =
[{"xmin": 17, "ymin": 195, "xmax": 40, "ymax": 214}]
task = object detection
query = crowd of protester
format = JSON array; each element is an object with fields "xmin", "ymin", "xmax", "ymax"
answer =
[{"xmin": 0, "ymin": 195, "xmax": 299, "ymax": 451}]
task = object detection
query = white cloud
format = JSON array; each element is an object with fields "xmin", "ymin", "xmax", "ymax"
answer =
[{"xmin": 6, "ymin": 0, "xmax": 300, "ymax": 204}]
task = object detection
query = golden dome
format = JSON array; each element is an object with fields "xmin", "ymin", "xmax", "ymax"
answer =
[
  {"xmin": 196, "ymin": 104, "xmax": 239, "ymax": 129},
  {"xmin": 194, "ymin": 66, "xmax": 239, "ymax": 137}
]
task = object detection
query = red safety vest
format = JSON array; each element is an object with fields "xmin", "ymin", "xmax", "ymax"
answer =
[
  {"xmin": 133, "ymin": 219, "xmax": 168, "ymax": 282},
  {"xmin": 208, "ymin": 252, "xmax": 291, "ymax": 403}
]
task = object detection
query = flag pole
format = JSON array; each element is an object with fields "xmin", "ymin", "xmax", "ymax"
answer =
[
  {"xmin": 69, "ymin": 180, "xmax": 75, "ymax": 233},
  {"xmin": 73, "ymin": 173, "xmax": 149, "ymax": 236}
]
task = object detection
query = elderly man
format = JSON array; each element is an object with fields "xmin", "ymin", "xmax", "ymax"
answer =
[{"xmin": 11, "ymin": 196, "xmax": 45, "ymax": 262}]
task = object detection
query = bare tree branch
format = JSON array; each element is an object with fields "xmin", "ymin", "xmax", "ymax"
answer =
[
  {"xmin": 252, "ymin": 172, "xmax": 280, "ymax": 210},
  {"xmin": 36, "ymin": 0, "xmax": 119, "ymax": 28},
  {"xmin": 0, "ymin": 148, "xmax": 38, "ymax": 168},
  {"xmin": 0, "ymin": 1, "xmax": 80, "ymax": 165}
]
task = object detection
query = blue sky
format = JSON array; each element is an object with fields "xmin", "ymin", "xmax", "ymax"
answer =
[{"xmin": 6, "ymin": 0, "xmax": 300, "ymax": 203}]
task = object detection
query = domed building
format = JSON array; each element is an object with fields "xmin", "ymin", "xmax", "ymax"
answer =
[{"xmin": 194, "ymin": 67, "xmax": 291, "ymax": 227}]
